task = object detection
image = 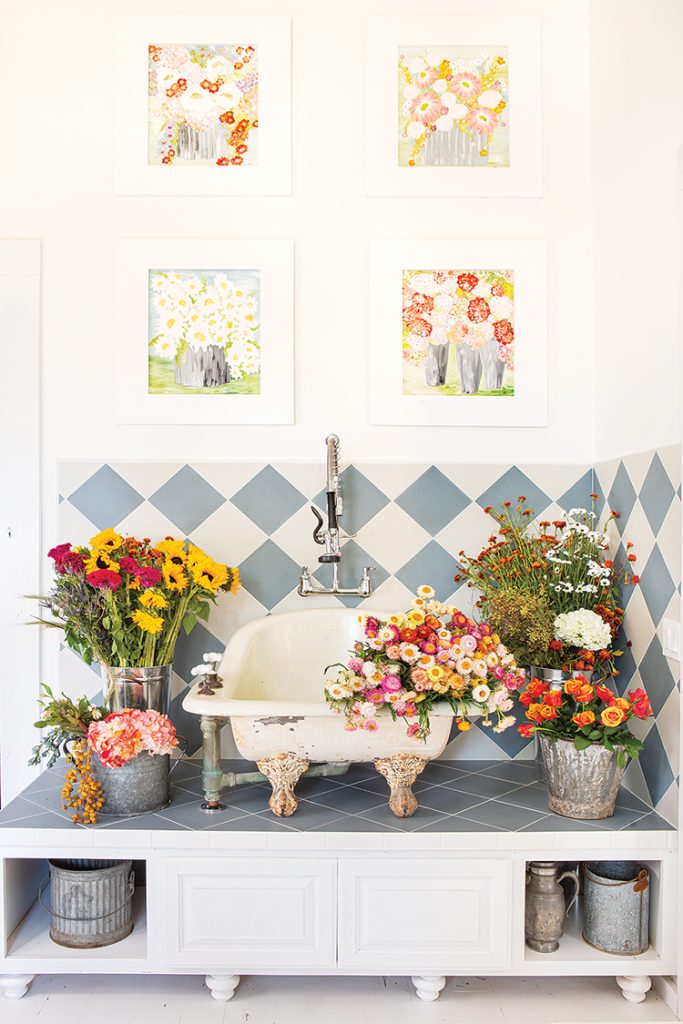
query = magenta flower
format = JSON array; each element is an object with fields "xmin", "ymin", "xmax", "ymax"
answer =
[
  {"xmin": 86, "ymin": 569, "xmax": 123, "ymax": 591},
  {"xmin": 119, "ymin": 556, "xmax": 139, "ymax": 574},
  {"xmin": 381, "ymin": 674, "xmax": 402, "ymax": 693},
  {"xmin": 136, "ymin": 566, "xmax": 162, "ymax": 587},
  {"xmin": 60, "ymin": 551, "xmax": 85, "ymax": 575},
  {"xmin": 48, "ymin": 543, "xmax": 72, "ymax": 562}
]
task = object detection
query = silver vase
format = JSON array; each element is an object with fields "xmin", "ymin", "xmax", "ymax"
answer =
[
  {"xmin": 91, "ymin": 752, "xmax": 170, "ymax": 816},
  {"xmin": 531, "ymin": 667, "xmax": 593, "ymax": 782},
  {"xmin": 101, "ymin": 665, "xmax": 172, "ymax": 715},
  {"xmin": 425, "ymin": 342, "xmax": 449, "ymax": 386},
  {"xmin": 455, "ymin": 344, "xmax": 482, "ymax": 393},
  {"xmin": 480, "ymin": 337, "xmax": 506, "ymax": 391},
  {"xmin": 539, "ymin": 735, "xmax": 626, "ymax": 819}
]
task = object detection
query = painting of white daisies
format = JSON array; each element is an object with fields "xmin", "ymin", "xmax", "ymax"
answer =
[
  {"xmin": 148, "ymin": 269, "xmax": 260, "ymax": 395},
  {"xmin": 398, "ymin": 45, "xmax": 509, "ymax": 169}
]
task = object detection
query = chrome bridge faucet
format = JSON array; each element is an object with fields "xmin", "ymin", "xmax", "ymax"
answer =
[{"xmin": 297, "ymin": 434, "xmax": 374, "ymax": 597}]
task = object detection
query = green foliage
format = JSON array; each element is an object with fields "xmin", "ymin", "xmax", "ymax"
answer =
[{"xmin": 29, "ymin": 686, "xmax": 107, "ymax": 769}]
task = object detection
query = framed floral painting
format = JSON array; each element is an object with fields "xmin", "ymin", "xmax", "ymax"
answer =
[
  {"xmin": 117, "ymin": 240, "xmax": 293, "ymax": 424},
  {"xmin": 366, "ymin": 16, "xmax": 542, "ymax": 197},
  {"xmin": 116, "ymin": 15, "xmax": 291, "ymax": 195},
  {"xmin": 369, "ymin": 240, "xmax": 547, "ymax": 426}
]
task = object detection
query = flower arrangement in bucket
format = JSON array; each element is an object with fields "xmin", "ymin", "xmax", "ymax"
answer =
[
  {"xmin": 38, "ymin": 530, "xmax": 239, "ymax": 714},
  {"xmin": 324, "ymin": 585, "xmax": 525, "ymax": 738},
  {"xmin": 30, "ymin": 688, "xmax": 178, "ymax": 823},
  {"xmin": 455, "ymin": 501, "xmax": 638, "ymax": 680},
  {"xmin": 516, "ymin": 674, "xmax": 654, "ymax": 819}
]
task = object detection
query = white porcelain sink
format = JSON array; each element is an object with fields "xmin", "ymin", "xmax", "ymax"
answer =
[{"xmin": 182, "ymin": 608, "xmax": 454, "ymax": 762}]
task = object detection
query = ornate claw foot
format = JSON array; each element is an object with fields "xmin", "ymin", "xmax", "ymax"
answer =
[
  {"xmin": 205, "ymin": 974, "xmax": 240, "ymax": 1002},
  {"xmin": 257, "ymin": 753, "xmax": 310, "ymax": 816},
  {"xmin": 0, "ymin": 974, "xmax": 35, "ymax": 999},
  {"xmin": 411, "ymin": 976, "xmax": 446, "ymax": 1002},
  {"xmin": 375, "ymin": 754, "xmax": 427, "ymax": 817},
  {"xmin": 616, "ymin": 975, "xmax": 651, "ymax": 1004}
]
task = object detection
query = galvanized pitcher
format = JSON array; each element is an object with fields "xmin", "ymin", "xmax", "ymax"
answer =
[
  {"xmin": 102, "ymin": 664, "xmax": 172, "ymax": 715},
  {"xmin": 525, "ymin": 861, "xmax": 580, "ymax": 952},
  {"xmin": 539, "ymin": 735, "xmax": 626, "ymax": 819}
]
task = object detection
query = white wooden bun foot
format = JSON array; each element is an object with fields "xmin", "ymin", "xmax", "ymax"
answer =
[
  {"xmin": 0, "ymin": 974, "xmax": 35, "ymax": 999},
  {"xmin": 205, "ymin": 974, "xmax": 240, "ymax": 1001},
  {"xmin": 411, "ymin": 975, "xmax": 446, "ymax": 1002},
  {"xmin": 616, "ymin": 975, "xmax": 651, "ymax": 1003}
]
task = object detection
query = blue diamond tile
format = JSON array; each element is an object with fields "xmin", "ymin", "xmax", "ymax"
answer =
[
  {"xmin": 313, "ymin": 466, "xmax": 389, "ymax": 534},
  {"xmin": 640, "ymin": 453, "xmax": 676, "ymax": 536},
  {"xmin": 557, "ymin": 470, "xmax": 595, "ymax": 515},
  {"xmin": 313, "ymin": 539, "xmax": 389, "ymax": 608},
  {"xmin": 638, "ymin": 635, "xmax": 676, "ymax": 717},
  {"xmin": 638, "ymin": 724, "xmax": 675, "ymax": 807},
  {"xmin": 173, "ymin": 621, "xmax": 225, "ymax": 685},
  {"xmin": 395, "ymin": 540, "xmax": 460, "ymax": 602},
  {"xmin": 639, "ymin": 544, "xmax": 675, "ymax": 627},
  {"xmin": 590, "ymin": 473, "xmax": 606, "ymax": 521},
  {"xmin": 149, "ymin": 466, "xmax": 225, "ymax": 535},
  {"xmin": 395, "ymin": 467, "xmax": 469, "ymax": 536},
  {"xmin": 614, "ymin": 542, "xmax": 637, "ymax": 610},
  {"xmin": 168, "ymin": 690, "xmax": 203, "ymax": 756},
  {"xmin": 476, "ymin": 467, "xmax": 551, "ymax": 518},
  {"xmin": 613, "ymin": 629, "xmax": 637, "ymax": 695},
  {"xmin": 606, "ymin": 462, "xmax": 637, "ymax": 536},
  {"xmin": 240, "ymin": 539, "xmax": 300, "ymax": 609},
  {"xmin": 231, "ymin": 466, "xmax": 306, "ymax": 535},
  {"xmin": 68, "ymin": 465, "xmax": 143, "ymax": 530}
]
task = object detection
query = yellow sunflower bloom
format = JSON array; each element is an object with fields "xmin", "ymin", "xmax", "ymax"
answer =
[
  {"xmin": 228, "ymin": 566, "xmax": 240, "ymax": 593},
  {"xmin": 89, "ymin": 528, "xmax": 123, "ymax": 551},
  {"xmin": 140, "ymin": 590, "xmax": 169, "ymax": 610},
  {"xmin": 163, "ymin": 562, "xmax": 188, "ymax": 592},
  {"xmin": 84, "ymin": 551, "xmax": 120, "ymax": 574},
  {"xmin": 156, "ymin": 538, "xmax": 187, "ymax": 566},
  {"xmin": 132, "ymin": 609, "xmax": 164, "ymax": 635},
  {"xmin": 189, "ymin": 555, "xmax": 229, "ymax": 592}
]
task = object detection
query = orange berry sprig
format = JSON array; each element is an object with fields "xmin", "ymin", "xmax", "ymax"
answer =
[{"xmin": 62, "ymin": 740, "xmax": 104, "ymax": 825}]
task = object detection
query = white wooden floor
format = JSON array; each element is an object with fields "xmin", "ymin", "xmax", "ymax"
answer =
[{"xmin": 0, "ymin": 974, "xmax": 677, "ymax": 1023}]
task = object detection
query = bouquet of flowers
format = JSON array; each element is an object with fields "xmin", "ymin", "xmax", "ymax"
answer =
[
  {"xmin": 517, "ymin": 674, "xmax": 653, "ymax": 767},
  {"xmin": 324, "ymin": 585, "xmax": 525, "ymax": 739},
  {"xmin": 39, "ymin": 529, "xmax": 239, "ymax": 668},
  {"xmin": 455, "ymin": 501, "xmax": 638, "ymax": 678}
]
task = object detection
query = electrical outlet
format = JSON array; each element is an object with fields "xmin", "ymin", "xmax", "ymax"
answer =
[{"xmin": 662, "ymin": 618, "xmax": 681, "ymax": 661}]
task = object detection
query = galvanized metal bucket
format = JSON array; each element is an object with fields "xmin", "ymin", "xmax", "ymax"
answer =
[
  {"xmin": 91, "ymin": 752, "xmax": 170, "ymax": 816},
  {"xmin": 582, "ymin": 861, "xmax": 650, "ymax": 955},
  {"xmin": 102, "ymin": 664, "xmax": 172, "ymax": 715},
  {"xmin": 539, "ymin": 735, "xmax": 626, "ymax": 819},
  {"xmin": 44, "ymin": 859, "xmax": 134, "ymax": 949},
  {"xmin": 531, "ymin": 668, "xmax": 595, "ymax": 782}
]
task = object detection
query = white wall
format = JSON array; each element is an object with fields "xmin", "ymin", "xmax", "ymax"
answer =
[
  {"xmin": 590, "ymin": 0, "xmax": 683, "ymax": 460},
  {"xmin": 0, "ymin": 0, "xmax": 595, "ymax": 486}
]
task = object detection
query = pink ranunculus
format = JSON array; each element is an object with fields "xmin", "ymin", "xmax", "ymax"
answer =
[
  {"xmin": 381, "ymin": 674, "xmax": 402, "ymax": 693},
  {"xmin": 409, "ymin": 90, "xmax": 446, "ymax": 124},
  {"xmin": 136, "ymin": 566, "xmax": 162, "ymax": 587}
]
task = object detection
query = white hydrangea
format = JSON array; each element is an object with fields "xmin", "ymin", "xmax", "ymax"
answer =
[{"xmin": 553, "ymin": 609, "xmax": 612, "ymax": 651}]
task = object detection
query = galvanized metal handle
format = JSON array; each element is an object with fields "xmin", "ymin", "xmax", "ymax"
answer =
[
  {"xmin": 558, "ymin": 869, "xmax": 580, "ymax": 916},
  {"xmin": 38, "ymin": 871, "xmax": 135, "ymax": 922}
]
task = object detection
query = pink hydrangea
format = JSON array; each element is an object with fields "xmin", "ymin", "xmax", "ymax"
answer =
[{"xmin": 87, "ymin": 708, "xmax": 178, "ymax": 768}]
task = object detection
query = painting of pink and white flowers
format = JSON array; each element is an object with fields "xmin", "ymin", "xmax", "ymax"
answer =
[
  {"xmin": 148, "ymin": 43, "xmax": 258, "ymax": 167},
  {"xmin": 398, "ymin": 46, "xmax": 509, "ymax": 169},
  {"xmin": 402, "ymin": 269, "xmax": 514, "ymax": 397}
]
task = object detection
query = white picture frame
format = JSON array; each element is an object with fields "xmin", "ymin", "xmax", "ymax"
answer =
[
  {"xmin": 369, "ymin": 240, "xmax": 547, "ymax": 427},
  {"xmin": 116, "ymin": 239, "xmax": 294, "ymax": 425},
  {"xmin": 366, "ymin": 15, "xmax": 543, "ymax": 197},
  {"xmin": 116, "ymin": 15, "xmax": 291, "ymax": 195}
]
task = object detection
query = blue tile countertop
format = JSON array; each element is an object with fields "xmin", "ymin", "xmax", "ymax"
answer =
[{"xmin": 0, "ymin": 759, "xmax": 673, "ymax": 835}]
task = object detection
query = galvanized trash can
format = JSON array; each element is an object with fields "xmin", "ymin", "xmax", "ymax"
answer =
[
  {"xmin": 44, "ymin": 859, "xmax": 134, "ymax": 948},
  {"xmin": 582, "ymin": 861, "xmax": 650, "ymax": 955},
  {"xmin": 91, "ymin": 752, "xmax": 170, "ymax": 815}
]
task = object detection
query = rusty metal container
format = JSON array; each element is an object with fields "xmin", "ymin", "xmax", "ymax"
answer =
[
  {"xmin": 539, "ymin": 735, "xmax": 626, "ymax": 819},
  {"xmin": 91, "ymin": 752, "xmax": 170, "ymax": 816},
  {"xmin": 45, "ymin": 859, "xmax": 134, "ymax": 948},
  {"xmin": 582, "ymin": 861, "xmax": 650, "ymax": 955}
]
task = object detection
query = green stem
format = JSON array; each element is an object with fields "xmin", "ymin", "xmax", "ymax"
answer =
[{"xmin": 158, "ymin": 589, "xmax": 193, "ymax": 664}]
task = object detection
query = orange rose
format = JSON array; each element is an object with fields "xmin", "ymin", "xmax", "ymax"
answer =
[
  {"xmin": 573, "ymin": 710, "xmax": 595, "ymax": 727},
  {"xmin": 574, "ymin": 684, "xmax": 595, "ymax": 704},
  {"xmin": 526, "ymin": 702, "xmax": 544, "ymax": 722},
  {"xmin": 564, "ymin": 679, "xmax": 581, "ymax": 696},
  {"xmin": 614, "ymin": 697, "xmax": 631, "ymax": 711},
  {"xmin": 527, "ymin": 678, "xmax": 550, "ymax": 698},
  {"xmin": 543, "ymin": 689, "xmax": 564, "ymax": 708},
  {"xmin": 594, "ymin": 684, "xmax": 614, "ymax": 702},
  {"xmin": 538, "ymin": 704, "xmax": 558, "ymax": 721},
  {"xmin": 600, "ymin": 706, "xmax": 626, "ymax": 727}
]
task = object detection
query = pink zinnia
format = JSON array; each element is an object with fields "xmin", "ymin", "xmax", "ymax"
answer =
[
  {"xmin": 409, "ymin": 90, "xmax": 446, "ymax": 124},
  {"xmin": 466, "ymin": 107, "xmax": 499, "ymax": 135},
  {"xmin": 450, "ymin": 71, "xmax": 482, "ymax": 101}
]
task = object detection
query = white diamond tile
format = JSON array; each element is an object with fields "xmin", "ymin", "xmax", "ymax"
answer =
[
  {"xmin": 191, "ymin": 501, "xmax": 266, "ymax": 566},
  {"xmin": 656, "ymin": 444, "xmax": 681, "ymax": 491},
  {"xmin": 657, "ymin": 498, "xmax": 681, "ymax": 587},
  {"xmin": 519, "ymin": 463, "xmax": 591, "ymax": 502},
  {"xmin": 57, "ymin": 500, "xmax": 99, "ymax": 541},
  {"xmin": 272, "ymin": 462, "xmax": 326, "ymax": 500},
  {"xmin": 59, "ymin": 462, "xmax": 101, "ymax": 498},
  {"xmin": 656, "ymin": 688, "xmax": 679, "ymax": 776},
  {"xmin": 195, "ymin": 462, "xmax": 266, "ymax": 500},
  {"xmin": 618, "ymin": 500, "xmax": 655, "ymax": 563},
  {"xmin": 206, "ymin": 587, "xmax": 267, "ymax": 648},
  {"xmin": 622, "ymin": 450, "xmax": 656, "ymax": 494},
  {"xmin": 442, "ymin": 725, "xmax": 504, "ymax": 761},
  {"xmin": 435, "ymin": 501, "xmax": 498, "ymax": 565},
  {"xmin": 108, "ymin": 462, "xmax": 186, "ymax": 500},
  {"xmin": 653, "ymin": 779, "xmax": 678, "ymax": 825},
  {"xmin": 270, "ymin": 503, "xmax": 332, "ymax": 569},
  {"xmin": 356, "ymin": 463, "xmax": 429, "ymax": 501},
  {"xmin": 620, "ymin": 758, "xmax": 652, "ymax": 808},
  {"xmin": 115, "ymin": 503, "xmax": 179, "ymax": 543},
  {"xmin": 367, "ymin": 576, "xmax": 414, "ymax": 612},
  {"xmin": 438, "ymin": 463, "xmax": 508, "ymax": 501},
  {"xmin": 353, "ymin": 502, "xmax": 431, "ymax": 575},
  {"xmin": 594, "ymin": 458, "xmax": 620, "ymax": 499},
  {"xmin": 58, "ymin": 648, "xmax": 101, "ymax": 702}
]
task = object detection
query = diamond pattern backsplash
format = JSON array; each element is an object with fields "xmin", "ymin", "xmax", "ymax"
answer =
[{"xmin": 58, "ymin": 448, "xmax": 680, "ymax": 821}]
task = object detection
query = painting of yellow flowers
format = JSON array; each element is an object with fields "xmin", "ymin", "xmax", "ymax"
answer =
[
  {"xmin": 398, "ymin": 46, "xmax": 509, "ymax": 169},
  {"xmin": 148, "ymin": 269, "xmax": 260, "ymax": 395},
  {"xmin": 402, "ymin": 268, "xmax": 514, "ymax": 397}
]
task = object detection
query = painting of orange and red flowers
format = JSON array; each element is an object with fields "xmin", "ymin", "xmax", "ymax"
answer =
[
  {"xmin": 402, "ymin": 269, "xmax": 514, "ymax": 397},
  {"xmin": 148, "ymin": 43, "xmax": 258, "ymax": 167},
  {"xmin": 398, "ymin": 46, "xmax": 509, "ymax": 169}
]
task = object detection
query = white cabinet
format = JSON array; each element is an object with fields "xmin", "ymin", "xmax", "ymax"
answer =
[
  {"xmin": 164, "ymin": 858, "xmax": 337, "ymax": 968},
  {"xmin": 338, "ymin": 858, "xmax": 511, "ymax": 971}
]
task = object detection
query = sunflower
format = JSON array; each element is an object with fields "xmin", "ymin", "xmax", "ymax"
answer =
[
  {"xmin": 189, "ymin": 554, "xmax": 229, "ymax": 592},
  {"xmin": 84, "ymin": 551, "xmax": 120, "ymax": 574},
  {"xmin": 163, "ymin": 561, "xmax": 188, "ymax": 592},
  {"xmin": 140, "ymin": 590, "xmax": 169, "ymax": 610},
  {"xmin": 132, "ymin": 609, "xmax": 164, "ymax": 635},
  {"xmin": 156, "ymin": 538, "xmax": 187, "ymax": 566},
  {"xmin": 227, "ymin": 566, "xmax": 240, "ymax": 593},
  {"xmin": 90, "ymin": 528, "xmax": 123, "ymax": 552}
]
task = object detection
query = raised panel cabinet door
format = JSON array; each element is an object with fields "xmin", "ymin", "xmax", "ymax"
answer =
[
  {"xmin": 338, "ymin": 858, "xmax": 511, "ymax": 971},
  {"xmin": 164, "ymin": 858, "xmax": 337, "ymax": 968}
]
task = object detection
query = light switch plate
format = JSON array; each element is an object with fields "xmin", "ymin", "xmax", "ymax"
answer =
[{"xmin": 662, "ymin": 618, "xmax": 681, "ymax": 661}]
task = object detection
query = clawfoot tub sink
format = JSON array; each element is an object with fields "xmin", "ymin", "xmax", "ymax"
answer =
[{"xmin": 182, "ymin": 609, "xmax": 456, "ymax": 817}]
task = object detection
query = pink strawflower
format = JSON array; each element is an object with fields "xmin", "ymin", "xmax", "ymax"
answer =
[
  {"xmin": 386, "ymin": 644, "xmax": 401, "ymax": 660},
  {"xmin": 362, "ymin": 718, "xmax": 378, "ymax": 732},
  {"xmin": 406, "ymin": 723, "xmax": 422, "ymax": 738},
  {"xmin": 366, "ymin": 688, "xmax": 386, "ymax": 705},
  {"xmin": 348, "ymin": 658, "xmax": 363, "ymax": 672},
  {"xmin": 381, "ymin": 674, "xmax": 402, "ymax": 693}
]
